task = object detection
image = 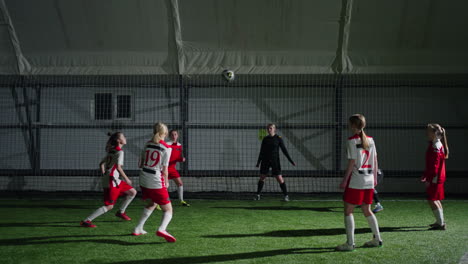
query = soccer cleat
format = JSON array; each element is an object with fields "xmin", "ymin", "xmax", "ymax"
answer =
[
  {"xmin": 335, "ymin": 243, "xmax": 355, "ymax": 251},
  {"xmin": 156, "ymin": 230, "xmax": 176, "ymax": 243},
  {"xmin": 283, "ymin": 195, "xmax": 290, "ymax": 202},
  {"xmin": 254, "ymin": 194, "xmax": 261, "ymax": 201},
  {"xmin": 372, "ymin": 204, "xmax": 384, "ymax": 213},
  {"xmin": 180, "ymin": 201, "xmax": 190, "ymax": 207},
  {"xmin": 131, "ymin": 229, "xmax": 148, "ymax": 236},
  {"xmin": 363, "ymin": 239, "xmax": 383, "ymax": 247},
  {"xmin": 156, "ymin": 204, "xmax": 162, "ymax": 211},
  {"xmin": 428, "ymin": 223, "xmax": 446, "ymax": 230},
  {"xmin": 115, "ymin": 211, "xmax": 131, "ymax": 221},
  {"xmin": 80, "ymin": 220, "xmax": 96, "ymax": 228}
]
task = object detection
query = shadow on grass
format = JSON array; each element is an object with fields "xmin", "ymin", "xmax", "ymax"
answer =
[
  {"xmin": 203, "ymin": 226, "xmax": 428, "ymax": 238},
  {"xmin": 0, "ymin": 234, "xmax": 162, "ymax": 246},
  {"xmin": 110, "ymin": 247, "xmax": 336, "ymax": 264},
  {"xmin": 211, "ymin": 206, "xmax": 342, "ymax": 212},
  {"xmin": 0, "ymin": 220, "xmax": 123, "ymax": 228}
]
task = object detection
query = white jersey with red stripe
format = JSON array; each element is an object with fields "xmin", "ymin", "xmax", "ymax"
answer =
[
  {"xmin": 101, "ymin": 146, "xmax": 124, "ymax": 188},
  {"xmin": 347, "ymin": 134, "xmax": 377, "ymax": 189},
  {"xmin": 139, "ymin": 140, "xmax": 172, "ymax": 189}
]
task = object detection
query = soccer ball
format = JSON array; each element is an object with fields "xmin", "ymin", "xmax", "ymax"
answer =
[{"xmin": 222, "ymin": 70, "xmax": 235, "ymax": 82}]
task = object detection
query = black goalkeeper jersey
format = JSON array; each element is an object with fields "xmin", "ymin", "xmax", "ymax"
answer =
[{"xmin": 257, "ymin": 135, "xmax": 294, "ymax": 166}]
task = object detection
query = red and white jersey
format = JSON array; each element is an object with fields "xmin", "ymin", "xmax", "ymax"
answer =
[
  {"xmin": 101, "ymin": 146, "xmax": 124, "ymax": 187},
  {"xmin": 139, "ymin": 140, "xmax": 172, "ymax": 189},
  {"xmin": 166, "ymin": 141, "xmax": 184, "ymax": 168},
  {"xmin": 424, "ymin": 139, "xmax": 446, "ymax": 184},
  {"xmin": 347, "ymin": 134, "xmax": 377, "ymax": 189}
]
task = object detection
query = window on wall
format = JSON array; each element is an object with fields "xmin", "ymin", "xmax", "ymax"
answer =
[
  {"xmin": 116, "ymin": 95, "xmax": 132, "ymax": 119},
  {"xmin": 93, "ymin": 93, "xmax": 132, "ymax": 121},
  {"xmin": 94, "ymin": 93, "xmax": 113, "ymax": 120}
]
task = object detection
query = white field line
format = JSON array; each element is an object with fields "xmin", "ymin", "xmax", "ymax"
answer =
[
  {"xmin": 459, "ymin": 252, "xmax": 468, "ymax": 264},
  {"xmin": 185, "ymin": 199, "xmax": 468, "ymax": 202}
]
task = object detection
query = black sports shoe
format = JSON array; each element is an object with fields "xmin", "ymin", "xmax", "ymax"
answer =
[{"xmin": 428, "ymin": 224, "xmax": 446, "ymax": 230}]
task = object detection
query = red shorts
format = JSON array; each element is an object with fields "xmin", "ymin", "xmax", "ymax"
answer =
[
  {"xmin": 141, "ymin": 186, "xmax": 171, "ymax": 205},
  {"xmin": 343, "ymin": 187, "xmax": 374, "ymax": 205},
  {"xmin": 103, "ymin": 181, "xmax": 133, "ymax": 206},
  {"xmin": 426, "ymin": 183, "xmax": 445, "ymax": 201},
  {"xmin": 168, "ymin": 167, "xmax": 180, "ymax": 180}
]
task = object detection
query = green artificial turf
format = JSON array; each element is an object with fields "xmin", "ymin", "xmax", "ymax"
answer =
[{"xmin": 1, "ymin": 197, "xmax": 467, "ymax": 264}]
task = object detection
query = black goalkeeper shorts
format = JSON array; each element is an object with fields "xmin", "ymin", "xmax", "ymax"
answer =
[{"xmin": 260, "ymin": 159, "xmax": 282, "ymax": 176}]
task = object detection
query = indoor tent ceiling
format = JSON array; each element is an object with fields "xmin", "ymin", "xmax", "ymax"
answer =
[{"xmin": 0, "ymin": 0, "xmax": 467, "ymax": 75}]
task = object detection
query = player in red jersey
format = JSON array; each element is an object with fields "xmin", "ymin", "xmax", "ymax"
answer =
[
  {"xmin": 80, "ymin": 132, "xmax": 137, "ymax": 228},
  {"xmin": 421, "ymin": 123, "xmax": 449, "ymax": 230},
  {"xmin": 336, "ymin": 114, "xmax": 382, "ymax": 251},
  {"xmin": 132, "ymin": 122, "xmax": 176, "ymax": 242},
  {"xmin": 167, "ymin": 129, "xmax": 189, "ymax": 206}
]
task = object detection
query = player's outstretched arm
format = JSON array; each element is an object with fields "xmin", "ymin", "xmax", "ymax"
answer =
[
  {"xmin": 374, "ymin": 156, "xmax": 379, "ymax": 186},
  {"xmin": 340, "ymin": 159, "xmax": 355, "ymax": 189},
  {"xmin": 279, "ymin": 137, "xmax": 295, "ymax": 166},
  {"xmin": 99, "ymin": 162, "xmax": 106, "ymax": 174},
  {"xmin": 162, "ymin": 166, "xmax": 169, "ymax": 188},
  {"xmin": 256, "ymin": 139, "xmax": 265, "ymax": 167},
  {"xmin": 99, "ymin": 157, "xmax": 107, "ymax": 174},
  {"xmin": 117, "ymin": 164, "xmax": 132, "ymax": 185}
]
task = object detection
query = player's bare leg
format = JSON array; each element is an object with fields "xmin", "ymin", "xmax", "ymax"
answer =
[
  {"xmin": 275, "ymin": 175, "xmax": 289, "ymax": 201},
  {"xmin": 361, "ymin": 204, "xmax": 383, "ymax": 247},
  {"xmin": 156, "ymin": 203, "xmax": 176, "ymax": 242},
  {"xmin": 132, "ymin": 200, "xmax": 157, "ymax": 236},
  {"xmin": 173, "ymin": 177, "xmax": 189, "ymax": 206},
  {"xmin": 254, "ymin": 175, "xmax": 267, "ymax": 200},
  {"xmin": 116, "ymin": 188, "xmax": 136, "ymax": 221},
  {"xmin": 336, "ymin": 202, "xmax": 356, "ymax": 251}
]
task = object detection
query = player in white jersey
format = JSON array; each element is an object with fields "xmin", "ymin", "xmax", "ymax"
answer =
[
  {"xmin": 132, "ymin": 122, "xmax": 176, "ymax": 242},
  {"xmin": 80, "ymin": 132, "xmax": 137, "ymax": 228},
  {"xmin": 336, "ymin": 114, "xmax": 382, "ymax": 251}
]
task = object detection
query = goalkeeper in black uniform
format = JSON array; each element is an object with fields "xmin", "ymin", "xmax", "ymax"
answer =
[{"xmin": 255, "ymin": 124, "xmax": 295, "ymax": 201}]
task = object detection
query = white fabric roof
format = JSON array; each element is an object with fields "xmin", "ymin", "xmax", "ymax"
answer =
[{"xmin": 0, "ymin": 0, "xmax": 467, "ymax": 75}]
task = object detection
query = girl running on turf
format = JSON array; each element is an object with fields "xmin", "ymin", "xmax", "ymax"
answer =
[
  {"xmin": 167, "ymin": 129, "xmax": 189, "ymax": 206},
  {"xmin": 255, "ymin": 123, "xmax": 295, "ymax": 201},
  {"xmin": 421, "ymin": 123, "xmax": 449, "ymax": 230},
  {"xmin": 80, "ymin": 132, "xmax": 137, "ymax": 227},
  {"xmin": 132, "ymin": 122, "xmax": 176, "ymax": 242},
  {"xmin": 336, "ymin": 114, "xmax": 382, "ymax": 251}
]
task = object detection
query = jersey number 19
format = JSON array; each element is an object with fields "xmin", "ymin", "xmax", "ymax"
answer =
[{"xmin": 144, "ymin": 150, "xmax": 160, "ymax": 167}]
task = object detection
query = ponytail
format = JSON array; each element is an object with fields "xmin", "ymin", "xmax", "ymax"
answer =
[
  {"xmin": 349, "ymin": 114, "xmax": 370, "ymax": 150},
  {"xmin": 441, "ymin": 127, "xmax": 449, "ymax": 159},
  {"xmin": 427, "ymin": 123, "xmax": 449, "ymax": 159},
  {"xmin": 106, "ymin": 132, "xmax": 122, "ymax": 153},
  {"xmin": 360, "ymin": 129, "xmax": 370, "ymax": 150},
  {"xmin": 152, "ymin": 122, "xmax": 168, "ymax": 143}
]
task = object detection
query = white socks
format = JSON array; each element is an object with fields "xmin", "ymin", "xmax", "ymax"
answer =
[
  {"xmin": 158, "ymin": 211, "xmax": 173, "ymax": 232},
  {"xmin": 433, "ymin": 208, "xmax": 445, "ymax": 225},
  {"xmin": 366, "ymin": 214, "xmax": 382, "ymax": 241},
  {"xmin": 178, "ymin": 186, "xmax": 184, "ymax": 201},
  {"xmin": 86, "ymin": 206, "xmax": 109, "ymax": 221},
  {"xmin": 120, "ymin": 195, "xmax": 136, "ymax": 213},
  {"xmin": 345, "ymin": 215, "xmax": 355, "ymax": 246},
  {"xmin": 134, "ymin": 208, "xmax": 154, "ymax": 232}
]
